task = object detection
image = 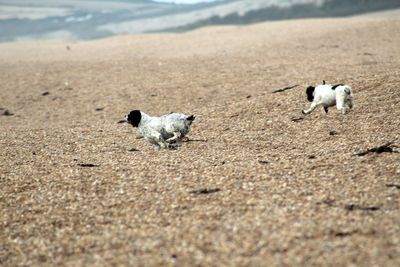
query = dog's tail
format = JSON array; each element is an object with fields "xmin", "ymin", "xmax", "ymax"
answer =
[
  {"xmin": 186, "ymin": 115, "xmax": 195, "ymax": 125},
  {"xmin": 344, "ymin": 85, "xmax": 352, "ymax": 95}
]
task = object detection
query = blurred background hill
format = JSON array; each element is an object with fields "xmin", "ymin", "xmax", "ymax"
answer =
[{"xmin": 0, "ymin": 0, "xmax": 399, "ymax": 42}]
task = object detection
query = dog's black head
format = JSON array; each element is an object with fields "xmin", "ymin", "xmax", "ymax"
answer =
[
  {"xmin": 306, "ymin": 86, "xmax": 315, "ymax": 102},
  {"xmin": 127, "ymin": 110, "xmax": 142, "ymax": 127}
]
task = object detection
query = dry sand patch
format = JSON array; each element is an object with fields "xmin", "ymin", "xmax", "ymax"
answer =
[{"xmin": 1, "ymin": 16, "xmax": 400, "ymax": 266}]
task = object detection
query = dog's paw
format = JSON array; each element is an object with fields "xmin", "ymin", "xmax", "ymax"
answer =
[{"xmin": 167, "ymin": 144, "xmax": 179, "ymax": 150}]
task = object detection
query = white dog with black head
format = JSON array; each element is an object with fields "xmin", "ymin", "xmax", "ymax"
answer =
[
  {"xmin": 119, "ymin": 110, "xmax": 195, "ymax": 149},
  {"xmin": 302, "ymin": 81, "xmax": 353, "ymax": 115}
]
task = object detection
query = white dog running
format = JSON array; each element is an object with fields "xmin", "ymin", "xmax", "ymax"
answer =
[
  {"xmin": 120, "ymin": 110, "xmax": 195, "ymax": 149},
  {"xmin": 302, "ymin": 81, "xmax": 353, "ymax": 115}
]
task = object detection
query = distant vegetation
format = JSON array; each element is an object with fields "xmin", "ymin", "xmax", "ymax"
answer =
[
  {"xmin": 0, "ymin": 0, "xmax": 399, "ymax": 42},
  {"xmin": 166, "ymin": 0, "xmax": 400, "ymax": 32}
]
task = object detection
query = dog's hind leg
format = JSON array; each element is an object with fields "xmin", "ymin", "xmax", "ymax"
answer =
[
  {"xmin": 336, "ymin": 91, "xmax": 347, "ymax": 114},
  {"xmin": 166, "ymin": 132, "xmax": 181, "ymax": 143},
  {"xmin": 347, "ymin": 95, "xmax": 354, "ymax": 110}
]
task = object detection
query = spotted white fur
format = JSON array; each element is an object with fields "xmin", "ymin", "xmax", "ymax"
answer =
[
  {"xmin": 302, "ymin": 82, "xmax": 353, "ymax": 115},
  {"xmin": 121, "ymin": 110, "xmax": 195, "ymax": 149}
]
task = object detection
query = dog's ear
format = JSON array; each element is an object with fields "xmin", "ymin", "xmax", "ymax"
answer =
[{"xmin": 306, "ymin": 86, "xmax": 315, "ymax": 102}]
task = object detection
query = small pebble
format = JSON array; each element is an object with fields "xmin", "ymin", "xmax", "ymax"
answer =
[{"xmin": 2, "ymin": 110, "xmax": 14, "ymax": 116}]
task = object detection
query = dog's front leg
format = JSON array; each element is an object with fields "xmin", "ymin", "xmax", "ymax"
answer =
[{"xmin": 302, "ymin": 102, "xmax": 320, "ymax": 114}]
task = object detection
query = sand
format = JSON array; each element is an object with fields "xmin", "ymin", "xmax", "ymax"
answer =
[{"xmin": 1, "ymin": 14, "xmax": 400, "ymax": 266}]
